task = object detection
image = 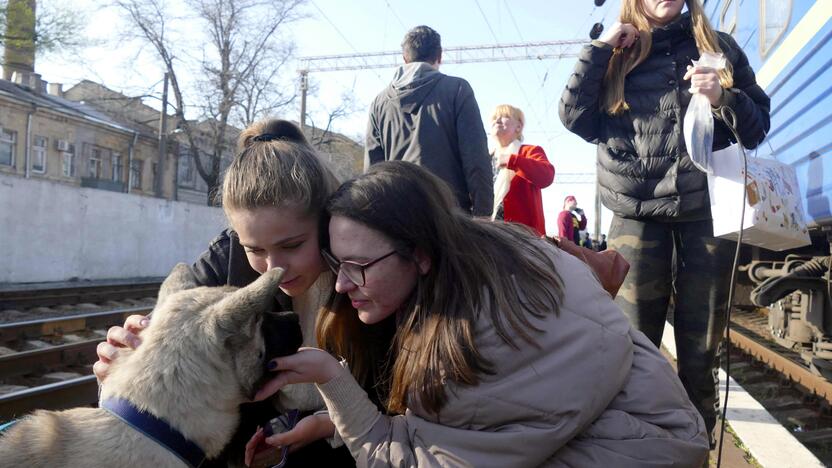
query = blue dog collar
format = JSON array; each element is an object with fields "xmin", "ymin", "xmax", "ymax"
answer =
[{"xmin": 101, "ymin": 397, "xmax": 206, "ymax": 468}]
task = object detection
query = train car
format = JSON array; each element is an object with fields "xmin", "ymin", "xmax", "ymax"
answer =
[{"xmin": 705, "ymin": 0, "xmax": 832, "ymax": 377}]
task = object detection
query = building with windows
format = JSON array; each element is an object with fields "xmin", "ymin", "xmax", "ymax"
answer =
[
  {"xmin": 0, "ymin": 75, "xmax": 176, "ymax": 199},
  {"xmin": 0, "ymin": 77, "xmax": 363, "ymax": 205}
]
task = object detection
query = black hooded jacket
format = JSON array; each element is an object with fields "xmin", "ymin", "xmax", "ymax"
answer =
[
  {"xmin": 559, "ymin": 13, "xmax": 770, "ymax": 221},
  {"xmin": 365, "ymin": 63, "xmax": 494, "ymax": 216}
]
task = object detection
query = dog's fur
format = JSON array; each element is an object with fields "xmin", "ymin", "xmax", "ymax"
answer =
[{"xmin": 0, "ymin": 264, "xmax": 302, "ymax": 468}]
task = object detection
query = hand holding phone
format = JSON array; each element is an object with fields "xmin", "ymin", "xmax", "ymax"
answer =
[{"xmin": 247, "ymin": 410, "xmax": 300, "ymax": 468}]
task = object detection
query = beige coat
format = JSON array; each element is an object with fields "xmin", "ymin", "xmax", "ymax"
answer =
[{"xmin": 316, "ymin": 241, "xmax": 709, "ymax": 467}]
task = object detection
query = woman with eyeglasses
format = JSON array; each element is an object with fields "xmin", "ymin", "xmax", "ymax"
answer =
[
  {"xmin": 252, "ymin": 161, "xmax": 710, "ymax": 467},
  {"xmin": 93, "ymin": 119, "xmax": 363, "ymax": 467}
]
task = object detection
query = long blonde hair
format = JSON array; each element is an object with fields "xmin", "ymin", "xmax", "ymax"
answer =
[{"xmin": 602, "ymin": 0, "xmax": 734, "ymax": 115}]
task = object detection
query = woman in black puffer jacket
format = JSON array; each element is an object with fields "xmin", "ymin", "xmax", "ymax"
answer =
[{"xmin": 559, "ymin": 0, "xmax": 769, "ymax": 445}]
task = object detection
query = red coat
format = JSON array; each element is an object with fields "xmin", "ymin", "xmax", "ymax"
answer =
[
  {"xmin": 502, "ymin": 144, "xmax": 555, "ymax": 236},
  {"xmin": 557, "ymin": 210, "xmax": 587, "ymax": 243}
]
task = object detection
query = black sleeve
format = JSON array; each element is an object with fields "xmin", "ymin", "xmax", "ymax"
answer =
[
  {"xmin": 190, "ymin": 229, "xmax": 235, "ymax": 287},
  {"xmin": 714, "ymin": 33, "xmax": 771, "ymax": 149},
  {"xmin": 455, "ymin": 79, "xmax": 494, "ymax": 216},
  {"xmin": 559, "ymin": 41, "xmax": 615, "ymax": 144}
]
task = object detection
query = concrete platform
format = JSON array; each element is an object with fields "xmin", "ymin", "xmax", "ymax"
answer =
[{"xmin": 662, "ymin": 324, "xmax": 824, "ymax": 468}]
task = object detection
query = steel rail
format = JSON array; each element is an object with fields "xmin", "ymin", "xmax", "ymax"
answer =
[
  {"xmin": 0, "ymin": 339, "xmax": 101, "ymax": 378},
  {"xmin": 0, "ymin": 375, "xmax": 98, "ymax": 421},
  {"xmin": 0, "ymin": 281, "xmax": 161, "ymax": 310},
  {"xmin": 728, "ymin": 326, "xmax": 832, "ymax": 404},
  {"xmin": 0, "ymin": 306, "xmax": 153, "ymax": 344}
]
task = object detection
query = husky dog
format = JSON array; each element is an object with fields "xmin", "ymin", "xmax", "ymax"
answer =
[{"xmin": 0, "ymin": 264, "xmax": 302, "ymax": 467}]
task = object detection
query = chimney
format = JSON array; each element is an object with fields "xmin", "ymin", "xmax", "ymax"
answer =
[
  {"xmin": 48, "ymin": 82, "xmax": 63, "ymax": 97},
  {"xmin": 3, "ymin": 0, "xmax": 37, "ymax": 81},
  {"xmin": 11, "ymin": 71, "xmax": 42, "ymax": 92}
]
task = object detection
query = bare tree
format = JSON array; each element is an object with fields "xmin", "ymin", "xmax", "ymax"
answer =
[
  {"xmin": 115, "ymin": 0, "xmax": 305, "ymax": 204},
  {"xmin": 307, "ymin": 87, "xmax": 358, "ymax": 150}
]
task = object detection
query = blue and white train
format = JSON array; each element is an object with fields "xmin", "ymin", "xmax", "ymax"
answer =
[{"xmin": 705, "ymin": 0, "xmax": 832, "ymax": 377}]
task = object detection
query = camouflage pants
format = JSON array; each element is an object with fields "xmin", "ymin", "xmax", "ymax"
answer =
[{"xmin": 609, "ymin": 215, "xmax": 734, "ymax": 437}]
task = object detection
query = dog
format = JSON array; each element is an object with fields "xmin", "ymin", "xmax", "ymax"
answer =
[{"xmin": 0, "ymin": 264, "xmax": 302, "ymax": 467}]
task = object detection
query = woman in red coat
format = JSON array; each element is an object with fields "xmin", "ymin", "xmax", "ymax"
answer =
[{"xmin": 490, "ymin": 104, "xmax": 555, "ymax": 236}]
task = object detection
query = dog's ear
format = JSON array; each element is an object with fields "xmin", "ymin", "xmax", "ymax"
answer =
[
  {"xmin": 158, "ymin": 263, "xmax": 200, "ymax": 304},
  {"xmin": 214, "ymin": 267, "xmax": 285, "ymax": 332}
]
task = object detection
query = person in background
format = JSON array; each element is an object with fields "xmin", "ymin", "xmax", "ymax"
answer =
[
  {"xmin": 557, "ymin": 195, "xmax": 587, "ymax": 244},
  {"xmin": 599, "ymin": 233, "xmax": 608, "ymax": 251},
  {"xmin": 365, "ymin": 25, "xmax": 493, "ymax": 216},
  {"xmin": 251, "ymin": 161, "xmax": 709, "ymax": 467},
  {"xmin": 489, "ymin": 104, "xmax": 554, "ymax": 236},
  {"xmin": 559, "ymin": 0, "xmax": 770, "ymax": 444},
  {"xmin": 582, "ymin": 232, "xmax": 595, "ymax": 250}
]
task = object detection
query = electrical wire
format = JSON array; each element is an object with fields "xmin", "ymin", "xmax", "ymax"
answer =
[
  {"xmin": 309, "ymin": 0, "xmax": 383, "ymax": 80},
  {"xmin": 384, "ymin": 0, "xmax": 407, "ymax": 30},
  {"xmin": 472, "ymin": 0, "xmax": 551, "ymax": 141},
  {"xmin": 715, "ymin": 105, "xmax": 747, "ymax": 468}
]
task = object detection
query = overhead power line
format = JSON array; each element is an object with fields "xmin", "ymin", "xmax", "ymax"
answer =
[
  {"xmin": 555, "ymin": 172, "xmax": 597, "ymax": 184},
  {"xmin": 298, "ymin": 39, "xmax": 584, "ymax": 72}
]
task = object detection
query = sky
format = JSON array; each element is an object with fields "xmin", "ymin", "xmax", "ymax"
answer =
[{"xmin": 34, "ymin": 0, "xmax": 624, "ymax": 237}]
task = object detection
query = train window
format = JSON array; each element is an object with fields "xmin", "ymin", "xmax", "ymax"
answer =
[
  {"xmin": 720, "ymin": 0, "xmax": 738, "ymax": 35},
  {"xmin": 760, "ymin": 0, "xmax": 792, "ymax": 58}
]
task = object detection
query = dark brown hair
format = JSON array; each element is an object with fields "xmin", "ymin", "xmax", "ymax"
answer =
[
  {"xmin": 316, "ymin": 161, "xmax": 563, "ymax": 414},
  {"xmin": 401, "ymin": 25, "xmax": 442, "ymax": 64}
]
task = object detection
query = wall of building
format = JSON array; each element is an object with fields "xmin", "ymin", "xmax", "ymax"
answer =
[{"xmin": 0, "ymin": 171, "xmax": 227, "ymax": 283}]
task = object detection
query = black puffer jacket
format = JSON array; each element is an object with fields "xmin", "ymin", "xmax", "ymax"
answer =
[{"xmin": 559, "ymin": 13, "xmax": 770, "ymax": 221}]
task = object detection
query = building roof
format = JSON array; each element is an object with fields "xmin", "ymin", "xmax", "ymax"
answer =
[{"xmin": 0, "ymin": 78, "xmax": 140, "ymax": 136}]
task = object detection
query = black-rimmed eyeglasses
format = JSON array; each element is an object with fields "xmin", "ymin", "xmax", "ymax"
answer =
[{"xmin": 321, "ymin": 249, "xmax": 398, "ymax": 286}]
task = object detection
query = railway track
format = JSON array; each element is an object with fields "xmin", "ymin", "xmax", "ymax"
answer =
[
  {"xmin": 727, "ymin": 309, "xmax": 832, "ymax": 464},
  {"xmin": 0, "ymin": 280, "xmax": 162, "ymax": 311},
  {"xmin": 0, "ymin": 306, "xmax": 152, "ymax": 421}
]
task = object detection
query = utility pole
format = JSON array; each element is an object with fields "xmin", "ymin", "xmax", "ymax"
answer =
[
  {"xmin": 299, "ymin": 70, "xmax": 309, "ymax": 130},
  {"xmin": 157, "ymin": 72, "xmax": 169, "ymax": 198}
]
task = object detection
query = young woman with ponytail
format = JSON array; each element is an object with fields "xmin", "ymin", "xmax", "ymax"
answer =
[
  {"xmin": 93, "ymin": 119, "xmax": 360, "ymax": 467},
  {"xmin": 560, "ymin": 0, "xmax": 770, "ymax": 444}
]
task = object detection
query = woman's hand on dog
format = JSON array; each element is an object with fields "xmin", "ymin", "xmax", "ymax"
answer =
[
  {"xmin": 243, "ymin": 413, "xmax": 336, "ymax": 466},
  {"xmin": 93, "ymin": 314, "xmax": 149, "ymax": 382},
  {"xmin": 253, "ymin": 348, "xmax": 342, "ymax": 402}
]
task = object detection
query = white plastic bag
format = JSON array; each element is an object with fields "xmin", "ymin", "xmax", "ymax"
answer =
[
  {"xmin": 492, "ymin": 167, "xmax": 514, "ymax": 220},
  {"xmin": 683, "ymin": 52, "xmax": 727, "ymax": 175},
  {"xmin": 491, "ymin": 140, "xmax": 521, "ymax": 220}
]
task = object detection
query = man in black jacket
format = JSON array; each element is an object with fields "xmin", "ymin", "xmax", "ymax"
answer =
[{"xmin": 365, "ymin": 25, "xmax": 493, "ymax": 216}]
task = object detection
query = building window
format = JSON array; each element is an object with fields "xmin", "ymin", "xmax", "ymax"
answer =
[
  {"xmin": 130, "ymin": 159, "xmax": 143, "ymax": 190},
  {"xmin": 112, "ymin": 153, "xmax": 123, "ymax": 182},
  {"xmin": 0, "ymin": 129, "xmax": 15, "ymax": 166},
  {"xmin": 89, "ymin": 147, "xmax": 102, "ymax": 179},
  {"xmin": 179, "ymin": 148, "xmax": 194, "ymax": 185},
  {"xmin": 62, "ymin": 152, "xmax": 74, "ymax": 177},
  {"xmin": 760, "ymin": 0, "xmax": 792, "ymax": 58},
  {"xmin": 151, "ymin": 162, "xmax": 159, "ymax": 192},
  {"xmin": 32, "ymin": 135, "xmax": 47, "ymax": 173}
]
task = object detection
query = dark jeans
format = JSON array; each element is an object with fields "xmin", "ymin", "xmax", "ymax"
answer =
[
  {"xmin": 608, "ymin": 215, "xmax": 733, "ymax": 437},
  {"xmin": 204, "ymin": 400, "xmax": 355, "ymax": 467}
]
